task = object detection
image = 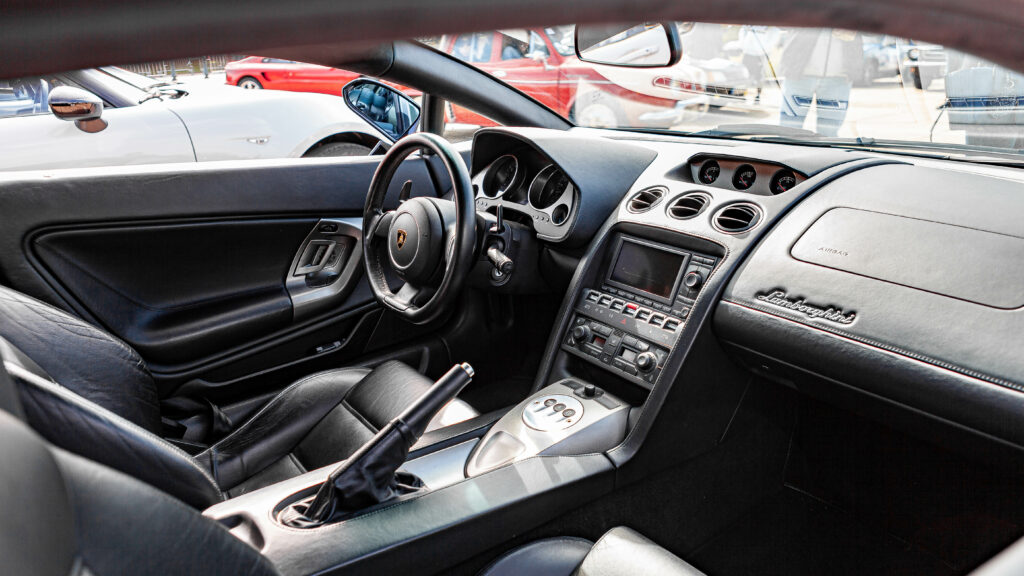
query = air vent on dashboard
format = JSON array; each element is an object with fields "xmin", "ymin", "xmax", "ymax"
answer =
[
  {"xmin": 713, "ymin": 203, "xmax": 762, "ymax": 234},
  {"xmin": 627, "ymin": 186, "xmax": 666, "ymax": 213},
  {"xmin": 666, "ymin": 193, "xmax": 710, "ymax": 220}
]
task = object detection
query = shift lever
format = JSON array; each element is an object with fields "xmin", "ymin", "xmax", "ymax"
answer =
[{"xmin": 282, "ymin": 363, "xmax": 475, "ymax": 527}]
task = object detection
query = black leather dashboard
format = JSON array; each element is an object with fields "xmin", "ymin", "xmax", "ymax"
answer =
[{"xmin": 716, "ymin": 162, "xmax": 1024, "ymax": 446}]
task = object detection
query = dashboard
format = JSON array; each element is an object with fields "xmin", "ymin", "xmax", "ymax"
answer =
[{"xmin": 470, "ymin": 126, "xmax": 1024, "ymax": 458}]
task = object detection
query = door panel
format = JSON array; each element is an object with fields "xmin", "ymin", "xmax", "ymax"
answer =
[
  {"xmin": 0, "ymin": 155, "xmax": 440, "ymax": 399},
  {"xmin": 33, "ymin": 218, "xmax": 318, "ymax": 364}
]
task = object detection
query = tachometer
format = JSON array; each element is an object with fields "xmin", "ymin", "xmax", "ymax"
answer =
[
  {"xmin": 732, "ymin": 164, "xmax": 757, "ymax": 190},
  {"xmin": 482, "ymin": 154, "xmax": 520, "ymax": 198}
]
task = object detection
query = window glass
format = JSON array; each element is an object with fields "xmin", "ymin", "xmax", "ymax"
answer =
[
  {"xmin": 449, "ymin": 24, "xmax": 1024, "ymax": 157},
  {"xmin": 451, "ymin": 32, "xmax": 494, "ymax": 63}
]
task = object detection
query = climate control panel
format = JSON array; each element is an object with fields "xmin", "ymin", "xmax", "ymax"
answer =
[{"xmin": 563, "ymin": 311, "xmax": 670, "ymax": 388}]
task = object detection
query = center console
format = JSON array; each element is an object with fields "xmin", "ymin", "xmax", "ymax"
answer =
[{"xmin": 561, "ymin": 235, "xmax": 719, "ymax": 388}]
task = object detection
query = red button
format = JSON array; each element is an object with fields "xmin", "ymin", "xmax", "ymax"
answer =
[{"xmin": 626, "ymin": 303, "xmax": 638, "ymax": 311}]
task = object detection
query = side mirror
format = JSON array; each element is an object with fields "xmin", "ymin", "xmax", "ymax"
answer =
[
  {"xmin": 48, "ymin": 86, "xmax": 107, "ymax": 133},
  {"xmin": 342, "ymin": 78, "xmax": 420, "ymax": 142},
  {"xmin": 575, "ymin": 22, "xmax": 682, "ymax": 68}
]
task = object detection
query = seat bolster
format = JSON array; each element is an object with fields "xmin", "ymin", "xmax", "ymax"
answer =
[
  {"xmin": 11, "ymin": 363, "xmax": 224, "ymax": 510},
  {"xmin": 344, "ymin": 360, "xmax": 435, "ymax": 429},
  {"xmin": 197, "ymin": 367, "xmax": 370, "ymax": 491},
  {"xmin": 480, "ymin": 537, "xmax": 593, "ymax": 576},
  {"xmin": 53, "ymin": 447, "xmax": 280, "ymax": 576},
  {"xmin": 0, "ymin": 285, "xmax": 161, "ymax": 432},
  {"xmin": 574, "ymin": 527, "xmax": 706, "ymax": 576}
]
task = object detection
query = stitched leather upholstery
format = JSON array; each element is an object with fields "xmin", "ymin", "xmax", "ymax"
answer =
[
  {"xmin": 479, "ymin": 527, "xmax": 706, "ymax": 576},
  {"xmin": 0, "ymin": 285, "xmax": 161, "ymax": 431},
  {"xmin": 0, "ymin": 285, "xmax": 477, "ymax": 507},
  {"xmin": 0, "ymin": 408, "xmax": 281, "ymax": 576}
]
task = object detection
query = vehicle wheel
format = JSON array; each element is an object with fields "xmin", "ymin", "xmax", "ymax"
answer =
[
  {"xmin": 237, "ymin": 76, "xmax": 263, "ymax": 89},
  {"xmin": 304, "ymin": 142, "xmax": 372, "ymax": 157},
  {"xmin": 570, "ymin": 94, "xmax": 623, "ymax": 129}
]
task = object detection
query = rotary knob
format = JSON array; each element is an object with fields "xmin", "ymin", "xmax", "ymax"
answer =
[
  {"xmin": 683, "ymin": 271, "xmax": 704, "ymax": 290},
  {"xmin": 635, "ymin": 351, "xmax": 658, "ymax": 373},
  {"xmin": 571, "ymin": 325, "xmax": 592, "ymax": 342}
]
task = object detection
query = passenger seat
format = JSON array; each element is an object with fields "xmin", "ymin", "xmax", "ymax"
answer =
[{"xmin": 479, "ymin": 526, "xmax": 706, "ymax": 576}]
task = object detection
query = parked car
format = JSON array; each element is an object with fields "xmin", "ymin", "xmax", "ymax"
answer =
[
  {"xmin": 860, "ymin": 34, "xmax": 902, "ymax": 85},
  {"xmin": 225, "ymin": 56, "xmax": 359, "ymax": 92},
  {"xmin": 439, "ymin": 28, "xmax": 695, "ymax": 128},
  {"xmin": 0, "ymin": 66, "xmax": 391, "ymax": 170},
  {"xmin": 902, "ymin": 40, "xmax": 947, "ymax": 89}
]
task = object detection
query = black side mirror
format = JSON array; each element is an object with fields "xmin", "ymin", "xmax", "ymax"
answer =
[
  {"xmin": 574, "ymin": 22, "xmax": 682, "ymax": 68},
  {"xmin": 342, "ymin": 78, "xmax": 420, "ymax": 142}
]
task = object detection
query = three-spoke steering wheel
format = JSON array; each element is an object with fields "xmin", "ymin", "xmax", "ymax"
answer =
[{"xmin": 362, "ymin": 133, "xmax": 477, "ymax": 324}]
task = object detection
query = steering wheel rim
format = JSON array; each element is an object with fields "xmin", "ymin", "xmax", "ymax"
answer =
[{"xmin": 362, "ymin": 132, "xmax": 476, "ymax": 325}]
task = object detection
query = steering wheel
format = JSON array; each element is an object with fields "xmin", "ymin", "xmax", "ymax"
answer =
[{"xmin": 362, "ymin": 133, "xmax": 477, "ymax": 325}]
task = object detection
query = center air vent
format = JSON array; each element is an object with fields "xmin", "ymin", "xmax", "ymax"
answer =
[
  {"xmin": 713, "ymin": 203, "xmax": 762, "ymax": 234},
  {"xmin": 666, "ymin": 193, "xmax": 710, "ymax": 220},
  {"xmin": 627, "ymin": 186, "xmax": 666, "ymax": 213}
]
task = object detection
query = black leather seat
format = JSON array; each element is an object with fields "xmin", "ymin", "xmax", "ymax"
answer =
[
  {"xmin": 479, "ymin": 527, "xmax": 706, "ymax": 576},
  {"xmin": 0, "ymin": 285, "xmax": 476, "ymax": 508}
]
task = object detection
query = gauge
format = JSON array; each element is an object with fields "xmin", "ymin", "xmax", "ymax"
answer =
[
  {"xmin": 732, "ymin": 164, "xmax": 757, "ymax": 190},
  {"xmin": 698, "ymin": 160, "xmax": 720, "ymax": 184},
  {"xmin": 529, "ymin": 165, "xmax": 571, "ymax": 209},
  {"xmin": 481, "ymin": 155, "xmax": 519, "ymax": 198},
  {"xmin": 769, "ymin": 170, "xmax": 798, "ymax": 194}
]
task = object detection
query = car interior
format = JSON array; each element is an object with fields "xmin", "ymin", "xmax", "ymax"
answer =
[{"xmin": 4, "ymin": 2, "xmax": 1024, "ymax": 576}]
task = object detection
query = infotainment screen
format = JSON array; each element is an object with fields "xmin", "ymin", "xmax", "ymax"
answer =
[{"xmin": 607, "ymin": 239, "xmax": 688, "ymax": 302}]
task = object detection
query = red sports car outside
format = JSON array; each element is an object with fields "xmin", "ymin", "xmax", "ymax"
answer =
[{"xmin": 225, "ymin": 29, "xmax": 699, "ymax": 129}]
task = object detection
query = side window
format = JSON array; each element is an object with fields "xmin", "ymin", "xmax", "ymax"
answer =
[
  {"xmin": 528, "ymin": 31, "xmax": 550, "ymax": 58},
  {"xmin": 261, "ymin": 58, "xmax": 295, "ymax": 64},
  {"xmin": 0, "ymin": 77, "xmax": 54, "ymax": 119},
  {"xmin": 500, "ymin": 33, "xmax": 529, "ymax": 60},
  {"xmin": 452, "ymin": 32, "xmax": 493, "ymax": 63}
]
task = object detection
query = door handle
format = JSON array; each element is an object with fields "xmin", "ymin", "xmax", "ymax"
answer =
[{"xmin": 286, "ymin": 218, "xmax": 364, "ymax": 321}]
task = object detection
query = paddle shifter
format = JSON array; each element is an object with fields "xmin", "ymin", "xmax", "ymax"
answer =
[{"xmin": 279, "ymin": 363, "xmax": 474, "ymax": 527}]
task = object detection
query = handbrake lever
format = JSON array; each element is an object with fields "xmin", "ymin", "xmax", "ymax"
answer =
[{"xmin": 284, "ymin": 362, "xmax": 475, "ymax": 527}]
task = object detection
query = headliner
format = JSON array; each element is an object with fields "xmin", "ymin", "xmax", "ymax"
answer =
[{"xmin": 2, "ymin": 0, "xmax": 1023, "ymax": 80}]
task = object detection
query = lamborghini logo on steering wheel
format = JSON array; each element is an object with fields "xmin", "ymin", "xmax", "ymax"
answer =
[{"xmin": 396, "ymin": 229, "xmax": 407, "ymax": 250}]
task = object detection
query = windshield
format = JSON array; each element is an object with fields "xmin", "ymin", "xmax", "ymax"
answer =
[{"xmin": 453, "ymin": 24, "xmax": 1024, "ymax": 158}]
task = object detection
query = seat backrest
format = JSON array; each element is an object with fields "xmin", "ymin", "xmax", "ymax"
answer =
[
  {"xmin": 3, "ymin": 337, "xmax": 225, "ymax": 509},
  {"xmin": 0, "ymin": 285, "xmax": 161, "ymax": 432},
  {"xmin": 0, "ymin": 406, "xmax": 279, "ymax": 576}
]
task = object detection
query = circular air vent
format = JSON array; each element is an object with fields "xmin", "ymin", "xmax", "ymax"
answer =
[
  {"xmin": 666, "ymin": 192, "xmax": 710, "ymax": 220},
  {"xmin": 626, "ymin": 186, "xmax": 666, "ymax": 213},
  {"xmin": 713, "ymin": 202, "xmax": 762, "ymax": 234}
]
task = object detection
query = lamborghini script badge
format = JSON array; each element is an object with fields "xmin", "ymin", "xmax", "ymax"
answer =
[
  {"xmin": 755, "ymin": 290, "xmax": 856, "ymax": 325},
  {"xmin": 396, "ymin": 229, "xmax": 407, "ymax": 250}
]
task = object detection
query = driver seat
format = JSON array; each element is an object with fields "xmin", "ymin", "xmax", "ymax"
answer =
[{"xmin": 0, "ymin": 284, "xmax": 477, "ymax": 508}]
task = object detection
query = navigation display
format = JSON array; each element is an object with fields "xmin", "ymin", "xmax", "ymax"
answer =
[{"xmin": 608, "ymin": 239, "xmax": 687, "ymax": 301}]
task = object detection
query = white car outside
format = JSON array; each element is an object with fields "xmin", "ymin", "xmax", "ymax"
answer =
[{"xmin": 0, "ymin": 67, "xmax": 388, "ymax": 172}]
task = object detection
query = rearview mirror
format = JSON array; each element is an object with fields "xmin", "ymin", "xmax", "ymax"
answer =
[
  {"xmin": 342, "ymin": 78, "xmax": 420, "ymax": 142},
  {"xmin": 48, "ymin": 86, "xmax": 108, "ymax": 133},
  {"xmin": 575, "ymin": 22, "xmax": 681, "ymax": 68}
]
